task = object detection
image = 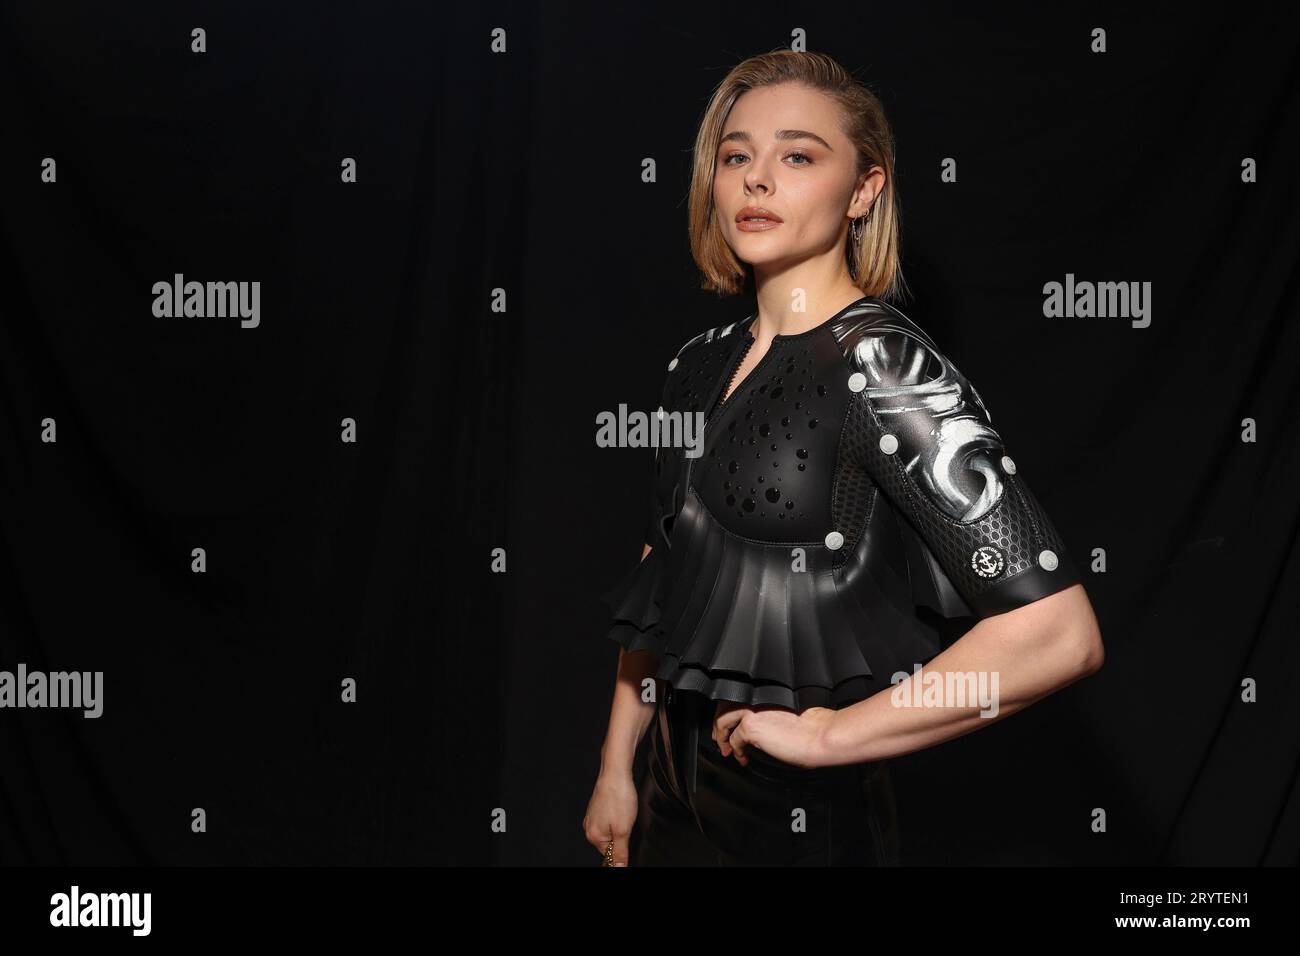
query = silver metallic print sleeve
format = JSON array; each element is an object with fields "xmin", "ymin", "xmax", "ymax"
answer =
[{"xmin": 846, "ymin": 326, "xmax": 1082, "ymax": 617}]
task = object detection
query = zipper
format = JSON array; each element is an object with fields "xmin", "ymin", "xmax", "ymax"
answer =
[
  {"xmin": 685, "ymin": 328, "xmax": 760, "ymax": 494},
  {"xmin": 710, "ymin": 333, "xmax": 757, "ymax": 423}
]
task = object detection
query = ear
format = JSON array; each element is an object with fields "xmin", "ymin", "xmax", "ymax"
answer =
[{"xmin": 849, "ymin": 165, "xmax": 885, "ymax": 218}]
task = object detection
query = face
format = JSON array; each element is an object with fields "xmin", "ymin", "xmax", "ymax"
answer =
[{"xmin": 713, "ymin": 82, "xmax": 881, "ymax": 273}]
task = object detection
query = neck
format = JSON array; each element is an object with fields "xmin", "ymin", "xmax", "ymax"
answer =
[{"xmin": 748, "ymin": 283, "xmax": 866, "ymax": 340}]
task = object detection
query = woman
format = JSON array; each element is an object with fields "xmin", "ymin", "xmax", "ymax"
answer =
[{"xmin": 584, "ymin": 50, "xmax": 1103, "ymax": 866}]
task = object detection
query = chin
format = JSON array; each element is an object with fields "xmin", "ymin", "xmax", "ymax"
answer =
[
  {"xmin": 730, "ymin": 237, "xmax": 790, "ymax": 260},
  {"xmin": 735, "ymin": 250, "xmax": 796, "ymax": 272}
]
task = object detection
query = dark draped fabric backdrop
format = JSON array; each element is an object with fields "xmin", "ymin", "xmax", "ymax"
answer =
[{"xmin": 0, "ymin": 2, "xmax": 1296, "ymax": 865}]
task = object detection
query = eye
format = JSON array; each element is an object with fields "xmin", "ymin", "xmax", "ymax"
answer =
[{"xmin": 720, "ymin": 149, "xmax": 814, "ymax": 167}]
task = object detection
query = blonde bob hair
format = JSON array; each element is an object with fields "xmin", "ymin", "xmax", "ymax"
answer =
[{"xmin": 688, "ymin": 50, "xmax": 907, "ymax": 302}]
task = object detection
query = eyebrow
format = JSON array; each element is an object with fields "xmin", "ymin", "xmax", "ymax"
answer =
[{"xmin": 718, "ymin": 129, "xmax": 834, "ymax": 151}]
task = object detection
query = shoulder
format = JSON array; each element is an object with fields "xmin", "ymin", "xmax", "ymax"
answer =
[
  {"xmin": 834, "ymin": 299, "xmax": 996, "ymax": 426},
  {"xmin": 830, "ymin": 298, "xmax": 950, "ymax": 389},
  {"xmin": 664, "ymin": 314, "xmax": 752, "ymax": 372},
  {"xmin": 651, "ymin": 313, "xmax": 754, "ymax": 410}
]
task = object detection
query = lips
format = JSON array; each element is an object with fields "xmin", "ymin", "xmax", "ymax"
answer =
[{"xmin": 736, "ymin": 205, "xmax": 783, "ymax": 223}]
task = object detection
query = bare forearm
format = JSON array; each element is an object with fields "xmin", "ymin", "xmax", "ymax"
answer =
[
  {"xmin": 821, "ymin": 592, "xmax": 1103, "ymax": 765},
  {"xmin": 600, "ymin": 647, "xmax": 659, "ymax": 778},
  {"xmin": 599, "ymin": 542, "xmax": 661, "ymax": 777}
]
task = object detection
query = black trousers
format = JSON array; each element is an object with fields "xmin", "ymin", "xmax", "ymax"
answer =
[{"xmin": 630, "ymin": 684, "xmax": 901, "ymax": 866}]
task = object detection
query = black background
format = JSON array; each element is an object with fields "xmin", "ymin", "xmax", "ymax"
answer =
[{"xmin": 1, "ymin": 1, "xmax": 1297, "ymax": 866}]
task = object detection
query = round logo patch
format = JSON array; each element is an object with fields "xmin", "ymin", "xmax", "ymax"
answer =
[{"xmin": 970, "ymin": 545, "xmax": 1005, "ymax": 579}]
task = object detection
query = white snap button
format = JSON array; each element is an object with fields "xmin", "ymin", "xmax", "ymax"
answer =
[
  {"xmin": 879, "ymin": 433, "xmax": 898, "ymax": 455},
  {"xmin": 847, "ymin": 371, "xmax": 867, "ymax": 392},
  {"xmin": 1001, "ymin": 455, "xmax": 1016, "ymax": 474},
  {"xmin": 667, "ymin": 357, "xmax": 679, "ymax": 371},
  {"xmin": 1038, "ymin": 549, "xmax": 1058, "ymax": 571},
  {"xmin": 825, "ymin": 531, "xmax": 844, "ymax": 550}
]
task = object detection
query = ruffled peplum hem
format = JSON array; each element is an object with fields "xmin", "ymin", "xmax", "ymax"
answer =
[
  {"xmin": 652, "ymin": 487, "xmax": 946, "ymax": 712},
  {"xmin": 599, "ymin": 544, "xmax": 669, "ymax": 654}
]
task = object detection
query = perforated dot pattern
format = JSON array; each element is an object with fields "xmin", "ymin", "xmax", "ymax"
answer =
[
  {"xmin": 646, "ymin": 322, "xmax": 751, "ymax": 545},
  {"xmin": 689, "ymin": 326, "xmax": 848, "ymax": 542}
]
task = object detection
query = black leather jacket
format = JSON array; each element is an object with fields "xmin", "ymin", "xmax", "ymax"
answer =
[{"xmin": 602, "ymin": 295, "xmax": 1081, "ymax": 712}]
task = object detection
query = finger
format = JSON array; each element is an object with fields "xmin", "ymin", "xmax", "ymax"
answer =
[
  {"xmin": 728, "ymin": 723, "xmax": 750, "ymax": 764},
  {"xmin": 717, "ymin": 712, "xmax": 748, "ymax": 759},
  {"xmin": 592, "ymin": 826, "xmax": 627, "ymax": 865},
  {"xmin": 713, "ymin": 709, "xmax": 749, "ymax": 753},
  {"xmin": 711, "ymin": 699, "xmax": 732, "ymax": 737},
  {"xmin": 612, "ymin": 832, "xmax": 630, "ymax": 867}
]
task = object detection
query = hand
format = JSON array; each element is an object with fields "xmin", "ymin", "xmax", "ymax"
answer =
[
  {"xmin": 582, "ymin": 772, "xmax": 639, "ymax": 866},
  {"xmin": 711, "ymin": 700, "xmax": 838, "ymax": 769}
]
